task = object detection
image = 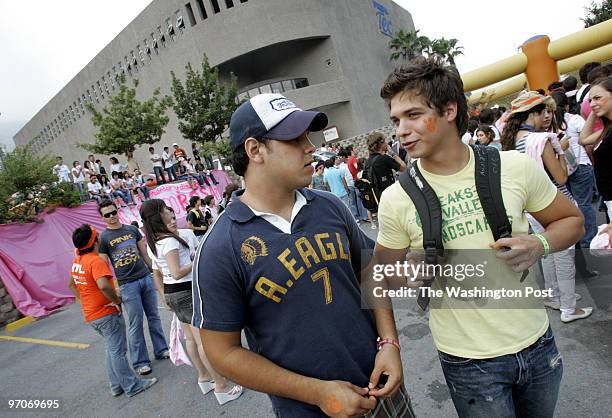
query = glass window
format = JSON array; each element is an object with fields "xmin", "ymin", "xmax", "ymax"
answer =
[
  {"xmin": 248, "ymin": 87, "xmax": 260, "ymax": 97},
  {"xmin": 294, "ymin": 78, "xmax": 309, "ymax": 89},
  {"xmin": 237, "ymin": 92, "xmax": 249, "ymax": 102},
  {"xmin": 259, "ymin": 84, "xmax": 271, "ymax": 94},
  {"xmin": 271, "ymin": 82, "xmax": 282, "ymax": 93},
  {"xmin": 282, "ymin": 80, "xmax": 293, "ymax": 91}
]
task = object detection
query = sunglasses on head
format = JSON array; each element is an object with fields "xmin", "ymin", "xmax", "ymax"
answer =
[{"xmin": 102, "ymin": 210, "xmax": 118, "ymax": 218}]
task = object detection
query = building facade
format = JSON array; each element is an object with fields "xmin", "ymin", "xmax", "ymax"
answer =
[{"xmin": 14, "ymin": 0, "xmax": 414, "ymax": 170}]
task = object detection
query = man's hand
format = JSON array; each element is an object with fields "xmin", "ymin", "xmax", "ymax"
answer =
[
  {"xmin": 368, "ymin": 345, "xmax": 403, "ymax": 398},
  {"xmin": 317, "ymin": 380, "xmax": 377, "ymax": 418},
  {"xmin": 490, "ymin": 235, "xmax": 545, "ymax": 273}
]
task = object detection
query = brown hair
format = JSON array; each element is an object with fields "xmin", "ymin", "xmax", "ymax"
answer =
[
  {"xmin": 367, "ymin": 132, "xmax": 386, "ymax": 155},
  {"xmin": 592, "ymin": 76, "xmax": 612, "ymax": 145},
  {"xmin": 380, "ymin": 56, "xmax": 468, "ymax": 136}
]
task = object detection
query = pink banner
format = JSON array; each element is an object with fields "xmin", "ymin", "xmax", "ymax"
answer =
[{"xmin": 0, "ymin": 171, "xmax": 234, "ymax": 318}]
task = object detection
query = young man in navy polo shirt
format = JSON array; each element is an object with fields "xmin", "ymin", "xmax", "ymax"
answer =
[{"xmin": 192, "ymin": 93, "xmax": 413, "ymax": 417}]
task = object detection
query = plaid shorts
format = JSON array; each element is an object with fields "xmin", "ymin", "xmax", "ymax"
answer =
[{"xmin": 364, "ymin": 385, "xmax": 416, "ymax": 418}]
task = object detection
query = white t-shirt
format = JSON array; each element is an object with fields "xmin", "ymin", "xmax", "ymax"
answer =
[
  {"xmin": 87, "ymin": 181, "xmax": 102, "ymax": 194},
  {"xmin": 148, "ymin": 229, "xmax": 198, "ymax": 284},
  {"xmin": 150, "ymin": 153, "xmax": 163, "ymax": 168},
  {"xmin": 53, "ymin": 164, "xmax": 71, "ymax": 182},
  {"xmin": 162, "ymin": 151, "xmax": 174, "ymax": 169},
  {"xmin": 564, "ymin": 113, "xmax": 590, "ymax": 166},
  {"xmin": 338, "ymin": 162, "xmax": 354, "ymax": 187},
  {"xmin": 110, "ymin": 163, "xmax": 124, "ymax": 175},
  {"xmin": 461, "ymin": 132, "xmax": 472, "ymax": 145},
  {"xmin": 71, "ymin": 166, "xmax": 85, "ymax": 182}
]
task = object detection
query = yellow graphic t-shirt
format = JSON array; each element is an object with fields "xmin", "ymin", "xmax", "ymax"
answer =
[{"xmin": 377, "ymin": 147, "xmax": 558, "ymax": 359}]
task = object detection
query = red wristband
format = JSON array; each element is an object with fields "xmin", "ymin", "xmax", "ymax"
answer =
[{"xmin": 377, "ymin": 337, "xmax": 401, "ymax": 351}]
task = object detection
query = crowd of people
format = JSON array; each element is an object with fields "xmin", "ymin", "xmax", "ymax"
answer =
[
  {"xmin": 51, "ymin": 142, "xmax": 220, "ymax": 206},
  {"xmin": 65, "ymin": 56, "xmax": 612, "ymax": 418}
]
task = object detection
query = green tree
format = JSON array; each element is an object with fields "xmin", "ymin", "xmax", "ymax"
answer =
[
  {"xmin": 388, "ymin": 29, "xmax": 431, "ymax": 62},
  {"xmin": 81, "ymin": 75, "xmax": 172, "ymax": 158},
  {"xmin": 0, "ymin": 146, "xmax": 80, "ymax": 224},
  {"xmin": 430, "ymin": 37, "xmax": 464, "ymax": 66},
  {"xmin": 170, "ymin": 54, "xmax": 240, "ymax": 147},
  {"xmin": 582, "ymin": 0, "xmax": 612, "ymax": 27}
]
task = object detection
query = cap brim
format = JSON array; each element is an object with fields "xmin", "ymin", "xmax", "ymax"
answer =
[{"xmin": 265, "ymin": 111, "xmax": 328, "ymax": 140}]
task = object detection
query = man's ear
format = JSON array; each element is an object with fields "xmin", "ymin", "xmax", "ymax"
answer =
[
  {"xmin": 445, "ymin": 101, "xmax": 458, "ymax": 123},
  {"xmin": 244, "ymin": 137, "xmax": 265, "ymax": 164}
]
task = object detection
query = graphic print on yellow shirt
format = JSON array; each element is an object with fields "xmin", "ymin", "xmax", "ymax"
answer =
[{"xmin": 377, "ymin": 147, "xmax": 558, "ymax": 359}]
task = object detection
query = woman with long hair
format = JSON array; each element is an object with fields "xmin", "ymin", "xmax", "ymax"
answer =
[
  {"xmin": 475, "ymin": 125, "xmax": 500, "ymax": 149},
  {"xmin": 580, "ymin": 76, "xmax": 612, "ymax": 223},
  {"xmin": 501, "ymin": 91, "xmax": 592, "ymax": 323},
  {"xmin": 550, "ymin": 90, "xmax": 598, "ymax": 248},
  {"xmin": 140, "ymin": 199, "xmax": 242, "ymax": 405}
]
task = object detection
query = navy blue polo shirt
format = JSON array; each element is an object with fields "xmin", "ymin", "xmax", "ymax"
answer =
[{"xmin": 192, "ymin": 188, "xmax": 378, "ymax": 416}]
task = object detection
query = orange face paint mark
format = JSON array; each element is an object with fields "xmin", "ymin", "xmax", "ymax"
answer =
[
  {"xmin": 425, "ymin": 117, "xmax": 436, "ymax": 133},
  {"xmin": 324, "ymin": 395, "xmax": 343, "ymax": 414}
]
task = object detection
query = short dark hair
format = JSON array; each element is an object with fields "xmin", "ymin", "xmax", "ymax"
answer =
[
  {"xmin": 380, "ymin": 56, "xmax": 468, "ymax": 136},
  {"xmin": 98, "ymin": 199, "xmax": 117, "ymax": 215},
  {"xmin": 562, "ymin": 75, "xmax": 578, "ymax": 91},
  {"xmin": 580, "ymin": 62, "xmax": 600, "ymax": 84},
  {"xmin": 72, "ymin": 224, "xmax": 97, "ymax": 255},
  {"xmin": 324, "ymin": 159, "xmax": 334, "ymax": 169},
  {"xmin": 56, "ymin": 156, "xmax": 62, "ymax": 160},
  {"xmin": 479, "ymin": 109, "xmax": 494, "ymax": 124},
  {"xmin": 148, "ymin": 146, "xmax": 154, "ymax": 152},
  {"xmin": 547, "ymin": 81, "xmax": 564, "ymax": 92},
  {"xmin": 230, "ymin": 138, "xmax": 269, "ymax": 176}
]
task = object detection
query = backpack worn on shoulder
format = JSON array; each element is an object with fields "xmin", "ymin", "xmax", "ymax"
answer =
[
  {"xmin": 355, "ymin": 155, "xmax": 382, "ymax": 212},
  {"xmin": 398, "ymin": 145, "xmax": 513, "ymax": 310}
]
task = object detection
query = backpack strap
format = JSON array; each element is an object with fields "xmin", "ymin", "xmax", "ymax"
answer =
[
  {"xmin": 470, "ymin": 145, "xmax": 512, "ymax": 241},
  {"xmin": 398, "ymin": 163, "xmax": 444, "ymax": 310}
]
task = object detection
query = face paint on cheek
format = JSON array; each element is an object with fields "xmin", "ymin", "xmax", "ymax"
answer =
[{"xmin": 425, "ymin": 117, "xmax": 437, "ymax": 134}]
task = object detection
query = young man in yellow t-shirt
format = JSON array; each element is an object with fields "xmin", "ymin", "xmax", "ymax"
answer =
[{"xmin": 373, "ymin": 57, "xmax": 584, "ymax": 417}]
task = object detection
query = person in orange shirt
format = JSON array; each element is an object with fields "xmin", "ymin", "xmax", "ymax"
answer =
[{"xmin": 68, "ymin": 224, "xmax": 158, "ymax": 398}]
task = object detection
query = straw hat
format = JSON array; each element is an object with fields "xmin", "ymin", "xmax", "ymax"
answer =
[{"xmin": 510, "ymin": 91, "xmax": 555, "ymax": 115}]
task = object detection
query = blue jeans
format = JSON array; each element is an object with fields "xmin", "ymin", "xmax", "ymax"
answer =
[
  {"xmin": 439, "ymin": 326, "xmax": 562, "ymax": 418},
  {"xmin": 347, "ymin": 186, "xmax": 359, "ymax": 219},
  {"xmin": 153, "ymin": 166, "xmax": 165, "ymax": 183},
  {"xmin": 354, "ymin": 188, "xmax": 369, "ymax": 220},
  {"xmin": 568, "ymin": 164, "xmax": 597, "ymax": 247},
  {"xmin": 113, "ymin": 189, "xmax": 132, "ymax": 204},
  {"xmin": 90, "ymin": 312, "xmax": 145, "ymax": 396},
  {"xmin": 119, "ymin": 274, "xmax": 168, "ymax": 368}
]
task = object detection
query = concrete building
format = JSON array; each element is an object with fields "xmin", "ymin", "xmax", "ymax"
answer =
[{"xmin": 14, "ymin": 0, "xmax": 414, "ymax": 171}]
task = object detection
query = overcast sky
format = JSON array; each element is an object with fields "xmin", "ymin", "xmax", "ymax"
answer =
[{"xmin": 0, "ymin": 0, "xmax": 595, "ymax": 151}]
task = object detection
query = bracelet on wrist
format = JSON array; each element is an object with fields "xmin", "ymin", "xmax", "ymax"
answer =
[
  {"xmin": 532, "ymin": 233, "xmax": 550, "ymax": 257},
  {"xmin": 377, "ymin": 337, "xmax": 401, "ymax": 351}
]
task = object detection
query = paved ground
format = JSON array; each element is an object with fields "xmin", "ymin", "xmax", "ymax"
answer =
[{"xmin": 0, "ymin": 222, "xmax": 611, "ymax": 417}]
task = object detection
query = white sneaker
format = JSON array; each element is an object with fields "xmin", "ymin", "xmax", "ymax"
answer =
[
  {"xmin": 198, "ymin": 380, "xmax": 215, "ymax": 395},
  {"xmin": 214, "ymin": 385, "xmax": 243, "ymax": 405},
  {"xmin": 560, "ymin": 307, "xmax": 593, "ymax": 323}
]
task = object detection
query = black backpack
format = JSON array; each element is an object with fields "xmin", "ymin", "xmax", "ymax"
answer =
[
  {"xmin": 355, "ymin": 155, "xmax": 381, "ymax": 212},
  {"xmin": 398, "ymin": 145, "xmax": 515, "ymax": 310}
]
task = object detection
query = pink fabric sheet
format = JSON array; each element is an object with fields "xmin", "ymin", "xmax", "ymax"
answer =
[{"xmin": 0, "ymin": 172, "xmax": 233, "ymax": 318}]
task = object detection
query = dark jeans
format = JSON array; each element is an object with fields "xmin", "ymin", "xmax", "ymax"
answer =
[
  {"xmin": 153, "ymin": 166, "xmax": 165, "ymax": 183},
  {"xmin": 439, "ymin": 326, "xmax": 562, "ymax": 418},
  {"xmin": 568, "ymin": 164, "xmax": 597, "ymax": 247},
  {"xmin": 165, "ymin": 166, "xmax": 177, "ymax": 182}
]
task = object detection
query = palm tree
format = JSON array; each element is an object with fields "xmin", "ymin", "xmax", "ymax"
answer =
[
  {"xmin": 430, "ymin": 38, "xmax": 464, "ymax": 66},
  {"xmin": 388, "ymin": 29, "xmax": 431, "ymax": 62}
]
